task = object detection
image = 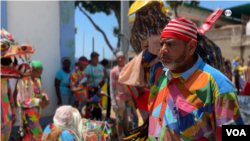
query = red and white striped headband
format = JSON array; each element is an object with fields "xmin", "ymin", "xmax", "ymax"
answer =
[
  {"xmin": 161, "ymin": 17, "xmax": 197, "ymax": 41},
  {"xmin": 78, "ymin": 60, "xmax": 89, "ymax": 65}
]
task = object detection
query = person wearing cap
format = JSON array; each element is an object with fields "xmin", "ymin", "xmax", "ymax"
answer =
[
  {"xmin": 16, "ymin": 60, "xmax": 49, "ymax": 141},
  {"xmin": 42, "ymin": 106, "xmax": 83, "ymax": 141},
  {"xmin": 130, "ymin": 18, "xmax": 244, "ymax": 141},
  {"xmin": 110, "ymin": 51, "xmax": 138, "ymax": 141},
  {"xmin": 69, "ymin": 56, "xmax": 93, "ymax": 118},
  {"xmin": 55, "ymin": 57, "xmax": 74, "ymax": 106},
  {"xmin": 232, "ymin": 56, "xmax": 240, "ymax": 94},
  {"xmin": 84, "ymin": 52, "xmax": 107, "ymax": 120}
]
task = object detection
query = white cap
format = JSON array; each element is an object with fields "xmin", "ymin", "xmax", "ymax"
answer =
[{"xmin": 116, "ymin": 51, "xmax": 124, "ymax": 58}]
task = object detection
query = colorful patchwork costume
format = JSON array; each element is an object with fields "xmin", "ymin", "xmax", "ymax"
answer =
[
  {"xmin": 69, "ymin": 66, "xmax": 91, "ymax": 118},
  {"xmin": 1, "ymin": 29, "xmax": 35, "ymax": 141},
  {"xmin": 110, "ymin": 64, "xmax": 138, "ymax": 140},
  {"xmin": 119, "ymin": 1, "xmax": 244, "ymax": 141}
]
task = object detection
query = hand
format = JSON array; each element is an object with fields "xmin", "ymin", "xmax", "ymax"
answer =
[
  {"xmin": 112, "ymin": 105, "xmax": 119, "ymax": 113},
  {"xmin": 79, "ymin": 77, "xmax": 87, "ymax": 84},
  {"xmin": 57, "ymin": 99, "xmax": 62, "ymax": 105},
  {"xmin": 12, "ymin": 114, "xmax": 16, "ymax": 125},
  {"xmin": 97, "ymin": 91, "xmax": 108, "ymax": 97}
]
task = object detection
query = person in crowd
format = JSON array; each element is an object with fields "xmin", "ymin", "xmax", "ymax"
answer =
[
  {"xmin": 127, "ymin": 17, "xmax": 244, "ymax": 141},
  {"xmin": 232, "ymin": 56, "xmax": 240, "ymax": 94},
  {"xmin": 84, "ymin": 52, "xmax": 107, "ymax": 120},
  {"xmin": 224, "ymin": 59, "xmax": 232, "ymax": 81},
  {"xmin": 238, "ymin": 59, "xmax": 247, "ymax": 90},
  {"xmin": 110, "ymin": 51, "xmax": 138, "ymax": 141},
  {"xmin": 69, "ymin": 56, "xmax": 92, "ymax": 118},
  {"xmin": 42, "ymin": 106, "xmax": 83, "ymax": 141},
  {"xmin": 242, "ymin": 58, "xmax": 250, "ymax": 95},
  {"xmin": 101, "ymin": 58, "xmax": 112, "ymax": 123},
  {"xmin": 55, "ymin": 57, "xmax": 74, "ymax": 106},
  {"xmin": 17, "ymin": 60, "xmax": 49, "ymax": 141}
]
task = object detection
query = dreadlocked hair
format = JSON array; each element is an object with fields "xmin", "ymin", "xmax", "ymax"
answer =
[
  {"xmin": 130, "ymin": 1, "xmax": 170, "ymax": 54},
  {"xmin": 124, "ymin": 116, "xmax": 149, "ymax": 141}
]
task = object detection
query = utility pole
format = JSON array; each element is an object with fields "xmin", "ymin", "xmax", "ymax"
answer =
[
  {"xmin": 121, "ymin": 1, "xmax": 129, "ymax": 63},
  {"xmin": 103, "ymin": 46, "xmax": 104, "ymax": 59},
  {"xmin": 83, "ymin": 32, "xmax": 85, "ymax": 56},
  {"xmin": 213, "ymin": 1, "xmax": 214, "ymax": 10},
  {"xmin": 92, "ymin": 29, "xmax": 95, "ymax": 52}
]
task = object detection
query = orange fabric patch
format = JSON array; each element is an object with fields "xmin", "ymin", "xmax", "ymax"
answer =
[{"xmin": 184, "ymin": 71, "xmax": 208, "ymax": 90}]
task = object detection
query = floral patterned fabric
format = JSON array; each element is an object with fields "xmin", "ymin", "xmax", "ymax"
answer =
[
  {"xmin": 82, "ymin": 118, "xmax": 112, "ymax": 141},
  {"xmin": 42, "ymin": 124, "xmax": 77, "ymax": 141},
  {"xmin": 17, "ymin": 78, "xmax": 47, "ymax": 141},
  {"xmin": 1, "ymin": 79, "xmax": 15, "ymax": 141}
]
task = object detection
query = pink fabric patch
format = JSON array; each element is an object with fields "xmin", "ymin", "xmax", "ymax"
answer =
[
  {"xmin": 176, "ymin": 98, "xmax": 195, "ymax": 113},
  {"xmin": 215, "ymin": 105, "xmax": 234, "ymax": 119},
  {"xmin": 149, "ymin": 116, "xmax": 157, "ymax": 135},
  {"xmin": 170, "ymin": 85, "xmax": 182, "ymax": 100}
]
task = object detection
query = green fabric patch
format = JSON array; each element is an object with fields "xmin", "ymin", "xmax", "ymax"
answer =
[
  {"xmin": 180, "ymin": 134, "xmax": 193, "ymax": 141},
  {"xmin": 160, "ymin": 126, "xmax": 169, "ymax": 140},
  {"xmin": 31, "ymin": 127, "xmax": 42, "ymax": 134},
  {"xmin": 2, "ymin": 95, "xmax": 9, "ymax": 103},
  {"xmin": 219, "ymin": 92, "xmax": 237, "ymax": 100},
  {"xmin": 196, "ymin": 81, "xmax": 212, "ymax": 104}
]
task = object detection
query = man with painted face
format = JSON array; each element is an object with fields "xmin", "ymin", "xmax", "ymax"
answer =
[{"xmin": 137, "ymin": 18, "xmax": 244, "ymax": 141}]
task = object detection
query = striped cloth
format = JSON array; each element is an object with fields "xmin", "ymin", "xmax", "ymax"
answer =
[{"xmin": 161, "ymin": 18, "xmax": 197, "ymax": 41}]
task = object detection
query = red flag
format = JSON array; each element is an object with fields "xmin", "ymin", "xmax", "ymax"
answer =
[{"xmin": 198, "ymin": 7, "xmax": 224, "ymax": 34}]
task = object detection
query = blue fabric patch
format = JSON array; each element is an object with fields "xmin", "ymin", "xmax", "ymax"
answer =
[
  {"xmin": 152, "ymin": 103, "xmax": 162, "ymax": 118},
  {"xmin": 143, "ymin": 50, "xmax": 156, "ymax": 62},
  {"xmin": 199, "ymin": 62, "xmax": 235, "ymax": 94}
]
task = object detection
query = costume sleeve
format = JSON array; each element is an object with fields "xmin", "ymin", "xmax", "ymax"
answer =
[
  {"xmin": 7, "ymin": 81, "xmax": 16, "ymax": 115},
  {"xmin": 16, "ymin": 81, "xmax": 40, "ymax": 108},
  {"xmin": 213, "ymin": 92, "xmax": 244, "ymax": 141},
  {"xmin": 110, "ymin": 69, "xmax": 117, "ymax": 106},
  {"xmin": 69, "ymin": 72, "xmax": 83, "ymax": 92}
]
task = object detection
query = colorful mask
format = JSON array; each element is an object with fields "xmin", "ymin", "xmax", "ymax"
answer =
[{"xmin": 1, "ymin": 28, "xmax": 35, "ymax": 78}]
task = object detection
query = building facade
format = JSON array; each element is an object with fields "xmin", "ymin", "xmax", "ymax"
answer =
[{"xmin": 1, "ymin": 1, "xmax": 75, "ymax": 117}]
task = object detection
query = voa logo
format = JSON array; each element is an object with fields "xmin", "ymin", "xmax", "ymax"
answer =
[{"xmin": 226, "ymin": 129, "xmax": 246, "ymax": 136}]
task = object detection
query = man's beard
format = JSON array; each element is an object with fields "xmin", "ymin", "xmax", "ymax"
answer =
[{"xmin": 160, "ymin": 49, "xmax": 187, "ymax": 70}]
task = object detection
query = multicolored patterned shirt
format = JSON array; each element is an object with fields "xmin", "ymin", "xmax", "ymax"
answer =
[
  {"xmin": 110, "ymin": 66, "xmax": 132, "ymax": 105},
  {"xmin": 142, "ymin": 50, "xmax": 244, "ymax": 141},
  {"xmin": 1, "ymin": 79, "xmax": 16, "ymax": 124},
  {"xmin": 69, "ymin": 66, "xmax": 88, "ymax": 101},
  {"xmin": 42, "ymin": 124, "xmax": 76, "ymax": 141},
  {"xmin": 17, "ymin": 77, "xmax": 45, "ymax": 108}
]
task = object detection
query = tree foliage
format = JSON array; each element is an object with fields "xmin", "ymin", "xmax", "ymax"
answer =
[
  {"xmin": 75, "ymin": 1, "xmax": 134, "ymax": 53},
  {"xmin": 166, "ymin": 0, "xmax": 200, "ymax": 17}
]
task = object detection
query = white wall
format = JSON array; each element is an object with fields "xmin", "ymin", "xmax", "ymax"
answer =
[{"xmin": 7, "ymin": 1, "xmax": 60, "ymax": 117}]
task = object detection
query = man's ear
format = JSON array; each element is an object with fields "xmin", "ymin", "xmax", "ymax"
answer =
[{"xmin": 188, "ymin": 39, "xmax": 197, "ymax": 55}]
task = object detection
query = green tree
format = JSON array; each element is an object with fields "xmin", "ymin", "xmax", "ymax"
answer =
[
  {"xmin": 75, "ymin": 1, "xmax": 134, "ymax": 53},
  {"xmin": 167, "ymin": 0, "xmax": 200, "ymax": 17}
]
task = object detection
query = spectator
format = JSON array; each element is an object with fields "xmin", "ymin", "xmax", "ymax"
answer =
[
  {"xmin": 55, "ymin": 57, "xmax": 73, "ymax": 106},
  {"xmin": 84, "ymin": 52, "xmax": 107, "ymax": 120},
  {"xmin": 69, "ymin": 56, "xmax": 91, "ymax": 118},
  {"xmin": 101, "ymin": 59, "xmax": 112, "ymax": 123},
  {"xmin": 225, "ymin": 59, "xmax": 232, "ymax": 81},
  {"xmin": 110, "ymin": 51, "xmax": 138, "ymax": 140},
  {"xmin": 232, "ymin": 56, "xmax": 240, "ymax": 94}
]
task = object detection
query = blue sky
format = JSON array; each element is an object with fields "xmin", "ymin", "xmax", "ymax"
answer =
[{"xmin": 75, "ymin": 1, "xmax": 250, "ymax": 61}]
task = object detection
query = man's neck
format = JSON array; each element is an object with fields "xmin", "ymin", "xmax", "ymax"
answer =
[{"xmin": 171, "ymin": 54, "xmax": 198, "ymax": 74}]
